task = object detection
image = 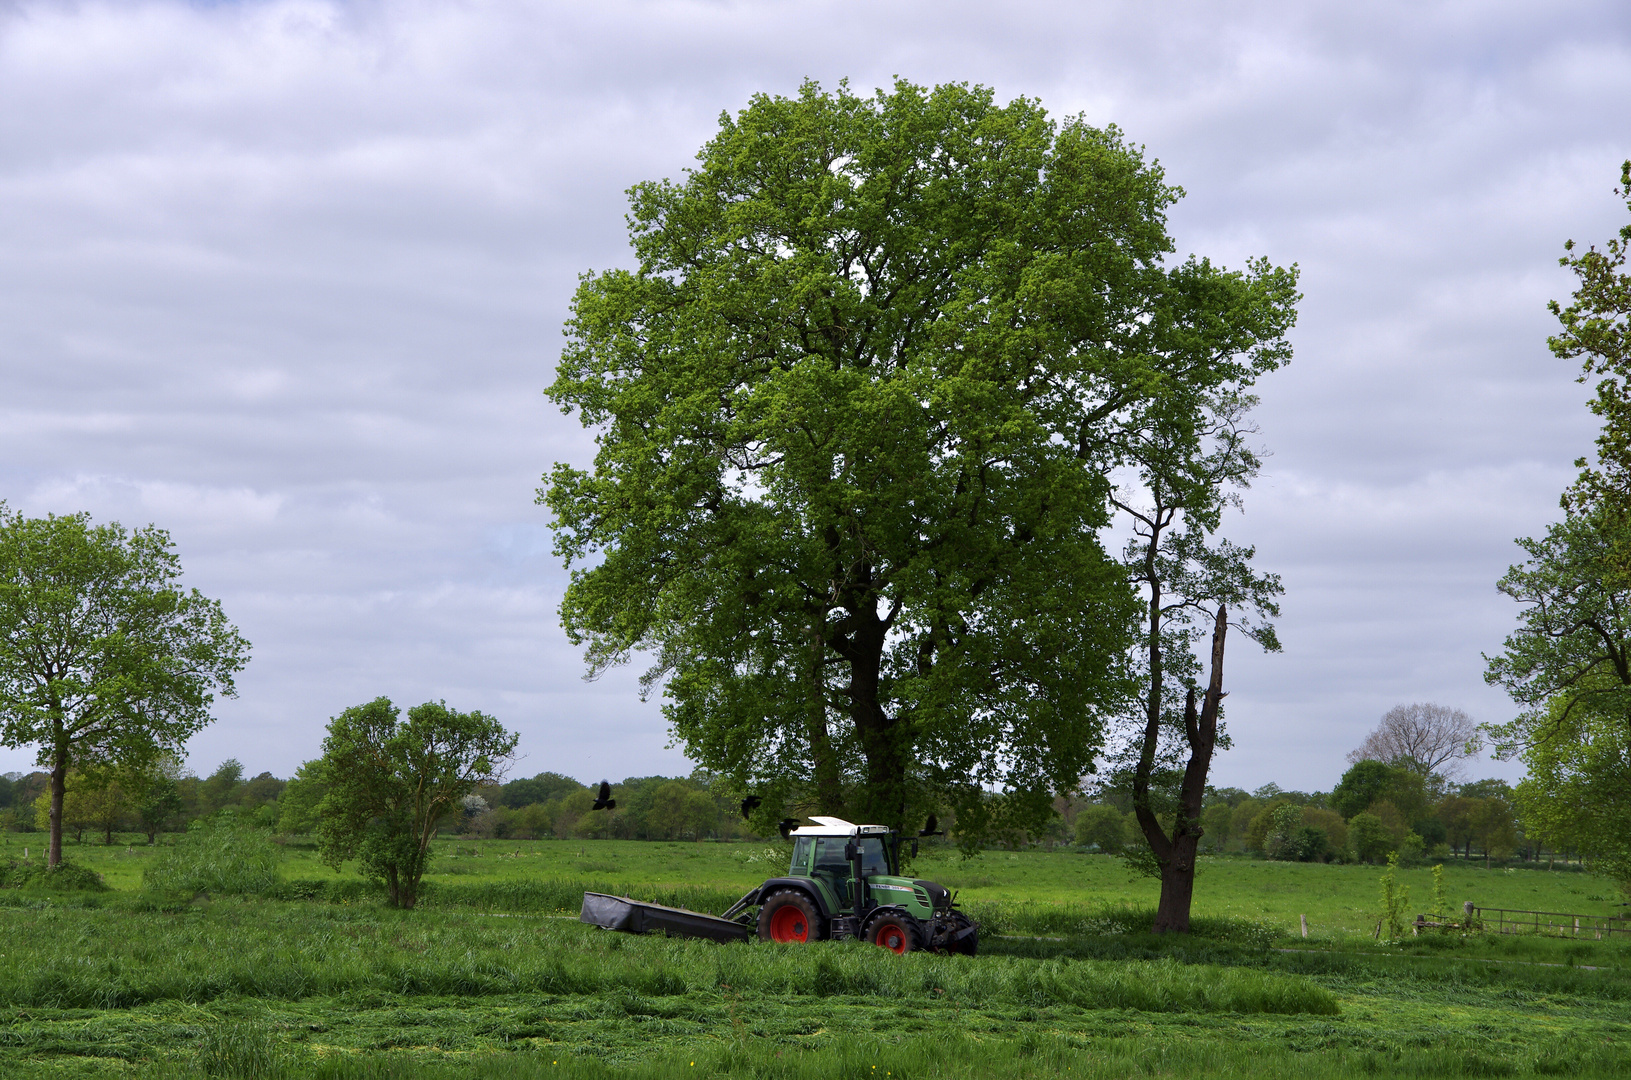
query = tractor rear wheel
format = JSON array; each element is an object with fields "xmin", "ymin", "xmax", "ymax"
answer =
[
  {"xmin": 758, "ymin": 889, "xmax": 821, "ymax": 944},
  {"xmin": 866, "ymin": 912, "xmax": 921, "ymax": 954}
]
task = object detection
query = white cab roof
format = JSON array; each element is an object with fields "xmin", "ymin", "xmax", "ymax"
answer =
[{"xmin": 788, "ymin": 816, "xmax": 892, "ymax": 837}]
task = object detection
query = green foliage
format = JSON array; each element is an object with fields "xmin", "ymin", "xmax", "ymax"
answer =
[
  {"xmin": 200, "ymin": 758, "xmax": 245, "ymax": 813},
  {"xmin": 1494, "ymin": 681, "xmax": 1630, "ymax": 883},
  {"xmin": 1262, "ymin": 804, "xmax": 1303, "ymax": 859},
  {"xmin": 0, "ymin": 857, "xmax": 107, "ymax": 891},
  {"xmin": 1484, "ymin": 178, "xmax": 1631, "ymax": 885},
  {"xmin": 314, "ymin": 697, "xmax": 518, "ymax": 909},
  {"xmin": 1330, "ymin": 759, "xmax": 1426, "ymax": 821},
  {"xmin": 1380, "ymin": 852, "xmax": 1410, "ymax": 941},
  {"xmin": 1550, "ymin": 160, "xmax": 1631, "ymax": 523},
  {"xmin": 1073, "ymin": 805, "xmax": 1131, "ymax": 853},
  {"xmin": 274, "ymin": 759, "xmax": 328, "ymax": 835},
  {"xmin": 0, "ymin": 507, "xmax": 250, "ymax": 865},
  {"xmin": 142, "ymin": 812, "xmax": 282, "ymax": 897},
  {"xmin": 499, "ymin": 771, "xmax": 584, "ymax": 809},
  {"xmin": 134, "ymin": 772, "xmax": 184, "ymax": 843},
  {"xmin": 1348, "ymin": 812, "xmax": 1393, "ymax": 864}
]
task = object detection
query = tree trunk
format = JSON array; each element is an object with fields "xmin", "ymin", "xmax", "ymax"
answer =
[
  {"xmin": 48, "ymin": 740, "xmax": 67, "ymax": 868},
  {"xmin": 1135, "ymin": 606, "xmax": 1229, "ymax": 935},
  {"xmin": 1155, "ymin": 832, "xmax": 1202, "ymax": 931},
  {"xmin": 836, "ymin": 595, "xmax": 909, "ymax": 830},
  {"xmin": 807, "ymin": 615, "xmax": 845, "ymax": 816}
]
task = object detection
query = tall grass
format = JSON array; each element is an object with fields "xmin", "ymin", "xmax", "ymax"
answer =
[
  {"xmin": 0, "ymin": 901, "xmax": 1336, "ymax": 1016},
  {"xmin": 143, "ymin": 814, "xmax": 283, "ymax": 898}
]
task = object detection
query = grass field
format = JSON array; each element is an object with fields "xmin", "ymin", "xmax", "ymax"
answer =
[{"xmin": 3, "ymin": 832, "xmax": 1629, "ymax": 1077}]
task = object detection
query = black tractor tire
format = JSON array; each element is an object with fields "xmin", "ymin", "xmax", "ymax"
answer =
[
  {"xmin": 866, "ymin": 910, "xmax": 922, "ymax": 954},
  {"xmin": 758, "ymin": 889, "xmax": 823, "ymax": 944},
  {"xmin": 947, "ymin": 911, "xmax": 978, "ymax": 956}
]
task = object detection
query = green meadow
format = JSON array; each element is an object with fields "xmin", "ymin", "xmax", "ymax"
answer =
[{"xmin": 3, "ymin": 833, "xmax": 1629, "ymax": 1077}]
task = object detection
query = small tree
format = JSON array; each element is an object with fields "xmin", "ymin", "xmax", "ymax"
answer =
[
  {"xmin": 0, "ymin": 509, "xmax": 249, "ymax": 866},
  {"xmin": 1349, "ymin": 812, "xmax": 1394, "ymax": 863},
  {"xmin": 275, "ymin": 759, "xmax": 329, "ymax": 835},
  {"xmin": 1074, "ymin": 805, "xmax": 1131, "ymax": 854},
  {"xmin": 314, "ymin": 698, "xmax": 517, "ymax": 909}
]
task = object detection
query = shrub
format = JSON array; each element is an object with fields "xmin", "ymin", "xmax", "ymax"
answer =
[
  {"xmin": 0, "ymin": 858, "xmax": 108, "ymax": 891},
  {"xmin": 143, "ymin": 812, "xmax": 283, "ymax": 897}
]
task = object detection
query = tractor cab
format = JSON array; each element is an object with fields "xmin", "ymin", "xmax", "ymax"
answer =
[{"xmin": 789, "ymin": 819, "xmax": 896, "ymax": 906}]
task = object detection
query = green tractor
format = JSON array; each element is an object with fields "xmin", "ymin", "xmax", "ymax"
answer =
[{"xmin": 722, "ymin": 816, "xmax": 978, "ymax": 954}]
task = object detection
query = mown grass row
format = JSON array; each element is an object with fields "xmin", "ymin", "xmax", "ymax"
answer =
[{"xmin": 10, "ymin": 1025, "xmax": 1631, "ymax": 1080}]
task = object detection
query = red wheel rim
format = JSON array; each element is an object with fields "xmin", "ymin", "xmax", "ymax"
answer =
[
  {"xmin": 875, "ymin": 922, "xmax": 908, "ymax": 954},
  {"xmin": 769, "ymin": 905, "xmax": 809, "ymax": 943}
]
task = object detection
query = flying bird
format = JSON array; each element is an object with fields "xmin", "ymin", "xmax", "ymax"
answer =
[
  {"xmin": 592, "ymin": 781, "xmax": 616, "ymax": 811},
  {"xmin": 739, "ymin": 795, "xmax": 762, "ymax": 820},
  {"xmin": 776, "ymin": 818, "xmax": 799, "ymax": 839},
  {"xmin": 919, "ymin": 814, "xmax": 943, "ymax": 837}
]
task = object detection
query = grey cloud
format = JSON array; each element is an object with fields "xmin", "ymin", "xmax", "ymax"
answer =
[{"xmin": 2, "ymin": 0, "xmax": 1628, "ymax": 791}]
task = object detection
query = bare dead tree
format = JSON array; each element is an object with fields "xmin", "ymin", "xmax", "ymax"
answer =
[{"xmin": 1346, "ymin": 702, "xmax": 1481, "ymax": 778}]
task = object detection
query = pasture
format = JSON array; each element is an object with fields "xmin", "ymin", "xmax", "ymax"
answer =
[{"xmin": 2, "ymin": 833, "xmax": 1629, "ymax": 1077}]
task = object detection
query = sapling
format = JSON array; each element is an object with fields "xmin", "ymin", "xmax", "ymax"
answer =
[{"xmin": 1380, "ymin": 853, "xmax": 1410, "ymax": 941}]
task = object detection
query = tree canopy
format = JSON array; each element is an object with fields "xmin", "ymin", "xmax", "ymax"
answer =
[
  {"xmin": 1553, "ymin": 160, "xmax": 1631, "ymax": 532},
  {"xmin": 1346, "ymin": 702, "xmax": 1480, "ymax": 779},
  {"xmin": 0, "ymin": 508, "xmax": 249, "ymax": 865},
  {"xmin": 1486, "ymin": 161, "xmax": 1631, "ymax": 891},
  {"xmin": 543, "ymin": 79, "xmax": 1298, "ymax": 835}
]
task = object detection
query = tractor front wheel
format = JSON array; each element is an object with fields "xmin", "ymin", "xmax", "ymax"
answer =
[
  {"xmin": 758, "ymin": 889, "xmax": 821, "ymax": 944},
  {"xmin": 947, "ymin": 911, "xmax": 978, "ymax": 956},
  {"xmin": 866, "ymin": 912, "xmax": 921, "ymax": 954}
]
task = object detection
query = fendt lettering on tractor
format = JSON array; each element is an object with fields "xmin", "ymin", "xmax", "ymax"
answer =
[{"xmin": 579, "ymin": 816, "xmax": 978, "ymax": 955}]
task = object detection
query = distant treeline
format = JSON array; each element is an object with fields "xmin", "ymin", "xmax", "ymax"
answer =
[
  {"xmin": 0, "ymin": 766, "xmax": 760, "ymax": 844},
  {"xmin": 0, "ymin": 757, "xmax": 1548, "ymax": 868},
  {"xmin": 1064, "ymin": 760, "xmax": 1539, "ymax": 867}
]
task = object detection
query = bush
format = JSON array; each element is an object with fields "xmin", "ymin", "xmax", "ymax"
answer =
[
  {"xmin": 0, "ymin": 858, "xmax": 108, "ymax": 891},
  {"xmin": 144, "ymin": 812, "xmax": 283, "ymax": 897}
]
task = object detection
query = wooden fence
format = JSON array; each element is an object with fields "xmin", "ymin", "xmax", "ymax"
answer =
[{"xmin": 1415, "ymin": 903, "xmax": 1631, "ymax": 939}]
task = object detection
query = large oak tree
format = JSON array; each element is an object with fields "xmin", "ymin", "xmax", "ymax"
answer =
[{"xmin": 544, "ymin": 80, "xmax": 1298, "ymax": 835}]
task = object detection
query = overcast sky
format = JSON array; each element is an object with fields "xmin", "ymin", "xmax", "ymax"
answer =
[{"xmin": 2, "ymin": 0, "xmax": 1628, "ymax": 793}]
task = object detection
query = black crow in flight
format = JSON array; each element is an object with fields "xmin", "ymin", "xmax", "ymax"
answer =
[{"xmin": 592, "ymin": 781, "xmax": 616, "ymax": 811}]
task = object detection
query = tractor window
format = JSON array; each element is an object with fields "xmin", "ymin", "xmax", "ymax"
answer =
[
  {"xmin": 791, "ymin": 835, "xmax": 893, "ymax": 877},
  {"xmin": 812, "ymin": 838, "xmax": 850, "ymax": 872},
  {"xmin": 856, "ymin": 837, "xmax": 890, "ymax": 875},
  {"xmin": 790, "ymin": 837, "xmax": 814, "ymax": 874}
]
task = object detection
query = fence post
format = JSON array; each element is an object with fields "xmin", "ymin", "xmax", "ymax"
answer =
[{"xmin": 1301, "ymin": 914, "xmax": 1308, "ymax": 939}]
